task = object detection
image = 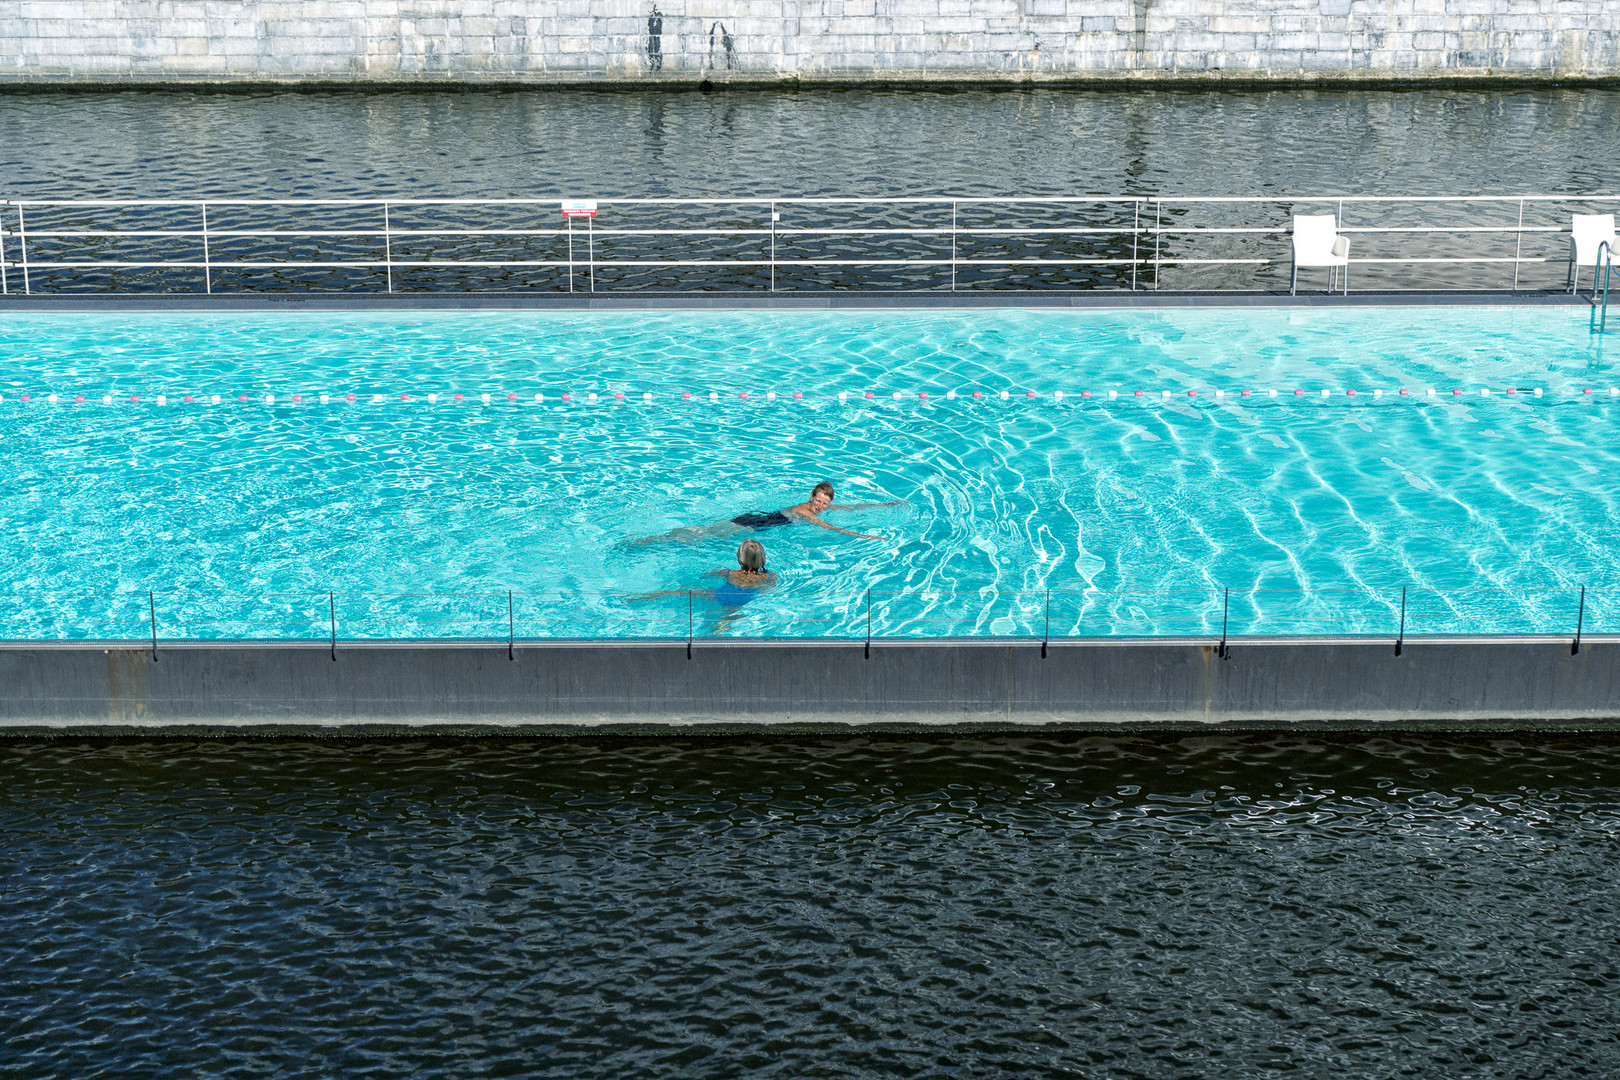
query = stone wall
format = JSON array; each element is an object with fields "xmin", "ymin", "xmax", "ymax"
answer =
[{"xmin": 1, "ymin": 0, "xmax": 1617, "ymax": 85}]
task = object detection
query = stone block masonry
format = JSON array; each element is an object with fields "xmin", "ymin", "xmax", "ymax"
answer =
[{"xmin": 0, "ymin": 0, "xmax": 1616, "ymax": 85}]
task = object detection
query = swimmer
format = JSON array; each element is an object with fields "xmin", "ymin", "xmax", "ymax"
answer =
[
  {"xmin": 633, "ymin": 539, "xmax": 779, "ymax": 614},
  {"xmin": 628, "ymin": 481, "xmax": 900, "ymax": 547}
]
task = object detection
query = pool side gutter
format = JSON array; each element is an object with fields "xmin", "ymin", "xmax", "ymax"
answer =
[
  {"xmin": 1, "ymin": 636, "xmax": 1616, "ymax": 735},
  {"xmin": 0, "ymin": 291, "xmax": 1597, "ymax": 312}
]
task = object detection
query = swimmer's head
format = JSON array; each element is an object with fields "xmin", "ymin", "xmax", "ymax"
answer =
[
  {"xmin": 737, "ymin": 538, "xmax": 767, "ymax": 572},
  {"xmin": 810, "ymin": 480, "xmax": 834, "ymax": 511}
]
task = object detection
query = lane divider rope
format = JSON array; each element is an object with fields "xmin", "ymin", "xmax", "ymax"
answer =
[{"xmin": 4, "ymin": 387, "xmax": 1611, "ymax": 404}]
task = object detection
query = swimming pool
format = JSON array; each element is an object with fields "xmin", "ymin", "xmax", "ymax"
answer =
[{"xmin": 1, "ymin": 306, "xmax": 1616, "ymax": 640}]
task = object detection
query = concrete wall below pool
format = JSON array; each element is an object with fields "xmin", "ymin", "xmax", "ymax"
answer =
[{"xmin": 0, "ymin": 637, "xmax": 1616, "ymax": 733}]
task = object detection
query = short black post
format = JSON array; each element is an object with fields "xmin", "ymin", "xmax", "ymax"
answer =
[
  {"xmin": 329, "ymin": 590, "xmax": 337, "ymax": 661},
  {"xmin": 1573, "ymin": 585, "xmax": 1585, "ymax": 656},
  {"xmin": 149, "ymin": 590, "xmax": 158, "ymax": 662},
  {"xmin": 1395, "ymin": 586, "xmax": 1406, "ymax": 657},
  {"xmin": 864, "ymin": 588, "xmax": 872, "ymax": 660},
  {"xmin": 1217, "ymin": 587, "xmax": 1229, "ymax": 659},
  {"xmin": 508, "ymin": 590, "xmax": 514, "ymax": 661},
  {"xmin": 686, "ymin": 589, "xmax": 693, "ymax": 660},
  {"xmin": 1042, "ymin": 588, "xmax": 1050, "ymax": 659}
]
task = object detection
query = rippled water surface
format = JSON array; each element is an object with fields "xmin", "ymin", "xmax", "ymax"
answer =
[
  {"xmin": 3, "ymin": 734, "xmax": 1619, "ymax": 1078},
  {"xmin": 2, "ymin": 305, "xmax": 1619, "ymax": 639},
  {"xmin": 5, "ymin": 86, "xmax": 1618, "ymax": 199}
]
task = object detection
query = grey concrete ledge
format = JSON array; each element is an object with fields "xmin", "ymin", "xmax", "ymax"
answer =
[
  {"xmin": 1, "ymin": 637, "xmax": 1616, "ymax": 735},
  {"xmin": 0, "ymin": 290, "xmax": 1595, "ymax": 313}
]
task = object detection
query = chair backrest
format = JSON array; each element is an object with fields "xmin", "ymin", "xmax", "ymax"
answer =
[
  {"xmin": 1572, "ymin": 214, "xmax": 1616, "ymax": 263},
  {"xmin": 1292, "ymin": 214, "xmax": 1340, "ymax": 262}
]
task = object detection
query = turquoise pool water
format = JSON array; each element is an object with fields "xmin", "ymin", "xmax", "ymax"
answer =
[{"xmin": 0, "ymin": 306, "xmax": 1616, "ymax": 640}]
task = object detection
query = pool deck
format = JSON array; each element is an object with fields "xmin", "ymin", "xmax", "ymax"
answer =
[
  {"xmin": 1, "ymin": 636, "xmax": 1617, "ymax": 735},
  {"xmin": 0, "ymin": 290, "xmax": 1601, "ymax": 312}
]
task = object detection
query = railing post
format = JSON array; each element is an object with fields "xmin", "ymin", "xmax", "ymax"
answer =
[
  {"xmin": 329, "ymin": 590, "xmax": 337, "ymax": 661},
  {"xmin": 1511, "ymin": 197, "xmax": 1525, "ymax": 290},
  {"xmin": 951, "ymin": 200, "xmax": 958, "ymax": 292},
  {"xmin": 1130, "ymin": 199, "xmax": 1140, "ymax": 292},
  {"xmin": 1395, "ymin": 586, "xmax": 1406, "ymax": 657},
  {"xmin": 1573, "ymin": 585, "xmax": 1585, "ymax": 656},
  {"xmin": 864, "ymin": 588, "xmax": 872, "ymax": 660},
  {"xmin": 508, "ymin": 589, "xmax": 515, "ymax": 660},
  {"xmin": 587, "ymin": 213, "xmax": 595, "ymax": 293},
  {"xmin": 201, "ymin": 202, "xmax": 211, "ymax": 294},
  {"xmin": 1042, "ymin": 587, "xmax": 1050, "ymax": 659},
  {"xmin": 1, "ymin": 201, "xmax": 9, "ymax": 294},
  {"xmin": 1217, "ymin": 586, "xmax": 1229, "ymax": 659},
  {"xmin": 1152, "ymin": 199, "xmax": 1162, "ymax": 291},
  {"xmin": 149, "ymin": 590, "xmax": 158, "ymax": 662},
  {"xmin": 567, "ymin": 216, "xmax": 574, "ymax": 293},
  {"xmin": 686, "ymin": 589, "xmax": 693, "ymax": 660},
  {"xmin": 17, "ymin": 203, "xmax": 29, "ymax": 295},
  {"xmin": 770, "ymin": 200, "xmax": 776, "ymax": 292},
  {"xmin": 383, "ymin": 202, "xmax": 393, "ymax": 294},
  {"xmin": 1595, "ymin": 241, "xmax": 1612, "ymax": 334}
]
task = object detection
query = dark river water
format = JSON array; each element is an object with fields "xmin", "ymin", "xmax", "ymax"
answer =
[
  {"xmin": 4, "ymin": 734, "xmax": 1619, "ymax": 1078},
  {"xmin": 3, "ymin": 86, "xmax": 1618, "ymax": 198}
]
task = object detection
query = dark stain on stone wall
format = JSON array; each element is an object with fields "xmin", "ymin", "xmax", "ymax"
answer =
[
  {"xmin": 1132, "ymin": 0, "xmax": 1154, "ymax": 66},
  {"xmin": 709, "ymin": 22, "xmax": 735, "ymax": 70},
  {"xmin": 646, "ymin": 5, "xmax": 663, "ymax": 71}
]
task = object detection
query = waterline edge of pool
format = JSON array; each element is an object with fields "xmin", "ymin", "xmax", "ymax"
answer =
[
  {"xmin": 2, "ymin": 636, "xmax": 1618, "ymax": 734},
  {"xmin": 0, "ymin": 290, "xmax": 1599, "ymax": 312}
]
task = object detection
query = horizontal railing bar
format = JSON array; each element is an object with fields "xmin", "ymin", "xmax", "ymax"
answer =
[
  {"xmin": 5, "ymin": 194, "xmax": 1620, "ymax": 207},
  {"xmin": 6, "ymin": 224, "xmax": 1578, "ymax": 241},
  {"xmin": 2, "ymin": 257, "xmax": 1275, "ymax": 269}
]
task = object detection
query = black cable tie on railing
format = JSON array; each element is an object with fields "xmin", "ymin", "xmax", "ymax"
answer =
[
  {"xmin": 1395, "ymin": 587, "xmax": 1406, "ymax": 657},
  {"xmin": 1573, "ymin": 585, "xmax": 1585, "ymax": 656},
  {"xmin": 865, "ymin": 588, "xmax": 872, "ymax": 660},
  {"xmin": 1042, "ymin": 587, "xmax": 1050, "ymax": 659}
]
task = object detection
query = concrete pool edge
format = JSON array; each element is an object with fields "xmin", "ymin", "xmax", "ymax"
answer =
[
  {"xmin": 1, "ymin": 636, "xmax": 1616, "ymax": 733},
  {"xmin": 0, "ymin": 291, "xmax": 1599, "ymax": 312}
]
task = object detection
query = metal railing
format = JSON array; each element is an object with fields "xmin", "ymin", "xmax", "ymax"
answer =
[
  {"xmin": 1596, "ymin": 239, "xmax": 1613, "ymax": 332},
  {"xmin": 1, "ymin": 585, "xmax": 1612, "ymax": 651},
  {"xmin": 2, "ymin": 194, "xmax": 1618, "ymax": 295}
]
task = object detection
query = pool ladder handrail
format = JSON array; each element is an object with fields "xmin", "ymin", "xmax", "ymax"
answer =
[{"xmin": 1595, "ymin": 240, "xmax": 1612, "ymax": 333}]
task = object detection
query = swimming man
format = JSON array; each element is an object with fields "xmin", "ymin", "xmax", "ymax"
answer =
[{"xmin": 628, "ymin": 481, "xmax": 900, "ymax": 546}]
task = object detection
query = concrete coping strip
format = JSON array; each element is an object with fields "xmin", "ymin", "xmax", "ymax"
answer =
[
  {"xmin": 0, "ymin": 291, "xmax": 1596, "ymax": 312},
  {"xmin": 3, "ymin": 634, "xmax": 1608, "ymax": 651}
]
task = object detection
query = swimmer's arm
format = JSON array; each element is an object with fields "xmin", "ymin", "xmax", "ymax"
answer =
[
  {"xmin": 805, "ymin": 514, "xmax": 885, "ymax": 541},
  {"xmin": 630, "ymin": 588, "xmax": 715, "ymax": 601},
  {"xmin": 826, "ymin": 500, "xmax": 904, "ymax": 511}
]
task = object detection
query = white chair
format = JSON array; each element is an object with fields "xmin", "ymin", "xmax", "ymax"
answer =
[
  {"xmin": 1290, "ymin": 214, "xmax": 1349, "ymax": 295},
  {"xmin": 1568, "ymin": 214, "xmax": 1616, "ymax": 293}
]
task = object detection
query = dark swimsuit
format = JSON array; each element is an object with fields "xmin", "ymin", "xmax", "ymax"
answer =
[{"xmin": 731, "ymin": 510, "xmax": 793, "ymax": 531}]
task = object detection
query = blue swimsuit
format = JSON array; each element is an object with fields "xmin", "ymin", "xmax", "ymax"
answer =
[{"xmin": 713, "ymin": 572, "xmax": 776, "ymax": 608}]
